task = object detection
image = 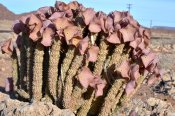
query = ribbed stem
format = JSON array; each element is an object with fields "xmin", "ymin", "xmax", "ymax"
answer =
[
  {"xmin": 57, "ymin": 47, "xmax": 75, "ymax": 106},
  {"xmin": 89, "ymin": 44, "xmax": 125, "ymax": 115},
  {"xmin": 11, "ymin": 49, "xmax": 19, "ymax": 91},
  {"xmin": 109, "ymin": 44, "xmax": 125, "ymax": 66},
  {"xmin": 77, "ymin": 38, "xmax": 109, "ymax": 115},
  {"xmin": 77, "ymin": 91, "xmax": 95, "ymax": 116},
  {"xmin": 57, "ymin": 77, "xmax": 62, "ymax": 107},
  {"xmin": 120, "ymin": 76, "xmax": 144, "ymax": 104},
  {"xmin": 111, "ymin": 88, "xmax": 125, "ymax": 114},
  {"xmin": 61, "ymin": 47, "xmax": 75, "ymax": 82},
  {"xmin": 11, "ymin": 49, "xmax": 31, "ymax": 100},
  {"xmin": 98, "ymin": 45, "xmax": 130, "ymax": 116},
  {"xmin": 93, "ymin": 40, "xmax": 109, "ymax": 75},
  {"xmin": 26, "ymin": 39, "xmax": 35, "ymax": 94},
  {"xmin": 98, "ymin": 80, "xmax": 124, "ymax": 116},
  {"xmin": 62, "ymin": 82, "xmax": 86, "ymax": 112},
  {"xmin": 63, "ymin": 54, "xmax": 83, "ymax": 109},
  {"xmin": 42, "ymin": 47, "xmax": 50, "ymax": 100},
  {"xmin": 29, "ymin": 41, "xmax": 35, "ymax": 100},
  {"xmin": 32, "ymin": 42, "xmax": 44, "ymax": 101},
  {"xmin": 26, "ymin": 43, "xmax": 30, "ymax": 92},
  {"xmin": 19, "ymin": 34, "xmax": 27, "ymax": 90},
  {"xmin": 48, "ymin": 37, "xmax": 61, "ymax": 101}
]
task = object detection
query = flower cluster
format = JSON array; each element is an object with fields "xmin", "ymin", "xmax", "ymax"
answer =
[{"xmin": 1, "ymin": 1, "xmax": 161, "ymax": 97}]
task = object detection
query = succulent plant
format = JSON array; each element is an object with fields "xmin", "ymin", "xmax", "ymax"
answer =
[
  {"xmin": 1, "ymin": 1, "xmax": 161, "ymax": 115},
  {"xmin": 48, "ymin": 37, "xmax": 61, "ymax": 102}
]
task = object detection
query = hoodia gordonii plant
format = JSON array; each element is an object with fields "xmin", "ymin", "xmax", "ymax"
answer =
[{"xmin": 1, "ymin": 1, "xmax": 162, "ymax": 115}]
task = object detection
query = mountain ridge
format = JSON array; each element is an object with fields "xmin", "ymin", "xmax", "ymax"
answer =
[
  {"xmin": 152, "ymin": 26, "xmax": 175, "ymax": 31},
  {"xmin": 0, "ymin": 3, "xmax": 35, "ymax": 20},
  {"xmin": 0, "ymin": 3, "xmax": 18, "ymax": 20}
]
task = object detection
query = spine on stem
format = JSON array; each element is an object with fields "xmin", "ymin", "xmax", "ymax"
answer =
[
  {"xmin": 63, "ymin": 53, "xmax": 84, "ymax": 109},
  {"xmin": 48, "ymin": 37, "xmax": 61, "ymax": 101},
  {"xmin": 32, "ymin": 42, "xmax": 44, "ymax": 101},
  {"xmin": 78, "ymin": 36, "xmax": 109, "ymax": 115}
]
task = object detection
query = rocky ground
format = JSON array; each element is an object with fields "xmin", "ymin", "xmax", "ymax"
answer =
[
  {"xmin": 0, "ymin": 92, "xmax": 74, "ymax": 116},
  {"xmin": 114, "ymin": 37, "xmax": 175, "ymax": 115},
  {"xmin": 0, "ymin": 20, "xmax": 175, "ymax": 115}
]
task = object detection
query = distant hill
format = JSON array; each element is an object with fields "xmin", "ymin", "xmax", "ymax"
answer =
[
  {"xmin": 0, "ymin": 3, "xmax": 35, "ymax": 20},
  {"xmin": 152, "ymin": 26, "xmax": 175, "ymax": 31},
  {"xmin": 0, "ymin": 4, "xmax": 18, "ymax": 20},
  {"xmin": 151, "ymin": 26, "xmax": 175, "ymax": 39}
]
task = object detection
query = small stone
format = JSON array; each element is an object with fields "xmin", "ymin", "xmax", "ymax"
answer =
[
  {"xmin": 1, "ymin": 67, "xmax": 5, "ymax": 72},
  {"xmin": 147, "ymin": 98, "xmax": 158, "ymax": 106},
  {"xmin": 172, "ymin": 44, "xmax": 175, "ymax": 51},
  {"xmin": 163, "ymin": 75, "xmax": 170, "ymax": 82},
  {"xmin": 168, "ymin": 87, "xmax": 175, "ymax": 95},
  {"xmin": 164, "ymin": 44, "xmax": 172, "ymax": 50},
  {"xmin": 1, "ymin": 58, "xmax": 5, "ymax": 63},
  {"xmin": 61, "ymin": 109, "xmax": 75, "ymax": 116},
  {"xmin": 143, "ymin": 93, "xmax": 147, "ymax": 97},
  {"xmin": 147, "ymin": 98, "xmax": 169, "ymax": 108}
]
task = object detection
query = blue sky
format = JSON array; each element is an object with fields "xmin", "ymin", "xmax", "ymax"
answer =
[{"xmin": 0, "ymin": 0, "xmax": 175, "ymax": 27}]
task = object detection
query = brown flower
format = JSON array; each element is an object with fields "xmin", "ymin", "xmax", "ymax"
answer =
[
  {"xmin": 120, "ymin": 24, "xmax": 137, "ymax": 42},
  {"xmin": 141, "ymin": 52, "xmax": 156, "ymax": 68},
  {"xmin": 1, "ymin": 39, "xmax": 13, "ymax": 55},
  {"xmin": 28, "ymin": 14, "xmax": 43, "ymax": 41},
  {"xmin": 129, "ymin": 37, "xmax": 142, "ymax": 49},
  {"xmin": 68, "ymin": 1, "xmax": 80, "ymax": 10},
  {"xmin": 88, "ymin": 21, "xmax": 101, "ymax": 33},
  {"xmin": 125, "ymin": 80, "xmax": 136, "ymax": 96},
  {"xmin": 41, "ymin": 27, "xmax": 55, "ymax": 47},
  {"xmin": 87, "ymin": 46, "xmax": 99, "ymax": 62},
  {"xmin": 49, "ymin": 12, "xmax": 65, "ymax": 21},
  {"xmin": 78, "ymin": 67, "xmax": 94, "ymax": 89},
  {"xmin": 63, "ymin": 26, "xmax": 81, "ymax": 44},
  {"xmin": 82, "ymin": 8, "xmax": 96, "ymax": 25},
  {"xmin": 116, "ymin": 60, "xmax": 131, "ymax": 78},
  {"xmin": 106, "ymin": 32, "xmax": 121, "ymax": 44},
  {"xmin": 12, "ymin": 20, "xmax": 24, "ymax": 34},
  {"xmin": 112, "ymin": 11, "xmax": 123, "ymax": 23},
  {"xmin": 55, "ymin": 1, "xmax": 69, "ymax": 11},
  {"xmin": 78, "ymin": 67, "xmax": 106, "ymax": 97},
  {"xmin": 53, "ymin": 17, "xmax": 73, "ymax": 30},
  {"xmin": 130, "ymin": 64, "xmax": 140, "ymax": 80},
  {"xmin": 104, "ymin": 16, "xmax": 114, "ymax": 33},
  {"xmin": 78, "ymin": 36, "xmax": 89, "ymax": 55}
]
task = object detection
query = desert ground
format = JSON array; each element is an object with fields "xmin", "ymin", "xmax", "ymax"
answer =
[{"xmin": 0, "ymin": 19, "xmax": 175, "ymax": 115}]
